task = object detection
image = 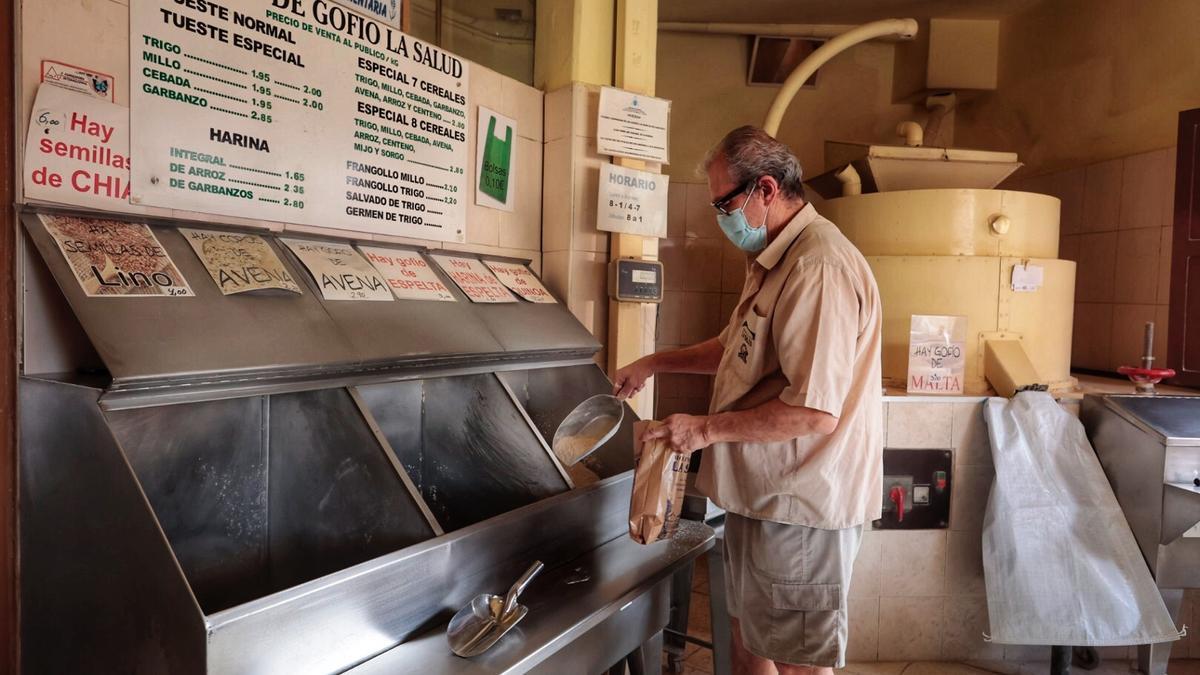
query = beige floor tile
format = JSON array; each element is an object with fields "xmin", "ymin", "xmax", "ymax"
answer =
[
  {"xmin": 951, "ymin": 402, "xmax": 991, "ymax": 467},
  {"xmin": 848, "ymin": 597, "xmax": 880, "ymax": 662},
  {"xmin": 687, "ymin": 592, "xmax": 713, "ymax": 643},
  {"xmin": 683, "ymin": 644, "xmax": 715, "ymax": 673},
  {"xmin": 850, "ymin": 530, "xmax": 883, "ymax": 598}
]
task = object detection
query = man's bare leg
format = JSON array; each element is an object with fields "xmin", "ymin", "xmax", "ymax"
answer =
[{"xmin": 731, "ymin": 619, "xmax": 777, "ymax": 675}]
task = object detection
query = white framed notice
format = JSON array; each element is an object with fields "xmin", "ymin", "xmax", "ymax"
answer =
[
  {"xmin": 483, "ymin": 260, "xmax": 556, "ymax": 303},
  {"xmin": 281, "ymin": 238, "xmax": 393, "ymax": 301},
  {"xmin": 597, "ymin": 163, "xmax": 668, "ymax": 238},
  {"xmin": 474, "ymin": 106, "xmax": 516, "ymax": 212},
  {"xmin": 597, "ymin": 86, "xmax": 670, "ymax": 164},
  {"xmin": 358, "ymin": 246, "xmax": 456, "ymax": 301},
  {"xmin": 429, "ymin": 254, "xmax": 516, "ymax": 303},
  {"xmin": 130, "ymin": 0, "xmax": 469, "ymax": 242},
  {"xmin": 24, "ymin": 85, "xmax": 144, "ymax": 214}
]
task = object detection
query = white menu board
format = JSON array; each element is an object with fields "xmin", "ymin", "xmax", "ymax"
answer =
[
  {"xmin": 597, "ymin": 86, "xmax": 670, "ymax": 164},
  {"xmin": 358, "ymin": 246, "xmax": 455, "ymax": 301},
  {"xmin": 483, "ymin": 260, "xmax": 555, "ymax": 303},
  {"xmin": 130, "ymin": 0, "xmax": 469, "ymax": 242},
  {"xmin": 597, "ymin": 163, "xmax": 668, "ymax": 238},
  {"xmin": 429, "ymin": 254, "xmax": 516, "ymax": 303},
  {"xmin": 281, "ymin": 238, "xmax": 393, "ymax": 301}
]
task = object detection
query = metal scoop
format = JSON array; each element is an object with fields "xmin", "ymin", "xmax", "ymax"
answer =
[
  {"xmin": 552, "ymin": 394, "xmax": 624, "ymax": 466},
  {"xmin": 447, "ymin": 561, "xmax": 543, "ymax": 658}
]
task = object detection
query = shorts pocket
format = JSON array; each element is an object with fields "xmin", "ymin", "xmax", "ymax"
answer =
[{"xmin": 769, "ymin": 583, "xmax": 843, "ymax": 666}]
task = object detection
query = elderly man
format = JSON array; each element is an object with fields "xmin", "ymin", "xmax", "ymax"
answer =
[{"xmin": 613, "ymin": 126, "xmax": 882, "ymax": 675}]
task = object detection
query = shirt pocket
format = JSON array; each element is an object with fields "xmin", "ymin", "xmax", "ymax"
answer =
[{"xmin": 730, "ymin": 307, "xmax": 769, "ymax": 383}]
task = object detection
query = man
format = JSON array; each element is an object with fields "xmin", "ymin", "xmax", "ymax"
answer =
[{"xmin": 613, "ymin": 126, "xmax": 882, "ymax": 675}]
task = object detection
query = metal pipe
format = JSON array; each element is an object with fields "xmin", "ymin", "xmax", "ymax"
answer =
[
  {"xmin": 763, "ymin": 18, "xmax": 919, "ymax": 137},
  {"xmin": 658, "ymin": 22, "xmax": 914, "ymax": 42},
  {"xmin": 835, "ymin": 164, "xmax": 862, "ymax": 196},
  {"xmin": 896, "ymin": 121, "xmax": 924, "ymax": 147}
]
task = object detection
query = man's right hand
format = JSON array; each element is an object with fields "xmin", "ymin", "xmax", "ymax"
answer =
[{"xmin": 612, "ymin": 356, "xmax": 655, "ymax": 399}]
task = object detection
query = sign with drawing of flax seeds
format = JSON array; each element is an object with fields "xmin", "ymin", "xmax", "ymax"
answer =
[
  {"xmin": 39, "ymin": 214, "xmax": 194, "ymax": 297},
  {"xmin": 281, "ymin": 238, "xmax": 393, "ymax": 300},
  {"xmin": 130, "ymin": 0, "xmax": 469, "ymax": 241},
  {"xmin": 180, "ymin": 228, "xmax": 302, "ymax": 294}
]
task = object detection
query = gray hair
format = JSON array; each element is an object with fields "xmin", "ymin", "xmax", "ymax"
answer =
[{"xmin": 702, "ymin": 126, "xmax": 805, "ymax": 198}]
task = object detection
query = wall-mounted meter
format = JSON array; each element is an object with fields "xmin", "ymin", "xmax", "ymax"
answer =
[{"xmin": 608, "ymin": 258, "xmax": 664, "ymax": 303}]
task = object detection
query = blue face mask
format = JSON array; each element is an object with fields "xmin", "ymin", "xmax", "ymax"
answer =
[{"xmin": 716, "ymin": 183, "xmax": 770, "ymax": 252}]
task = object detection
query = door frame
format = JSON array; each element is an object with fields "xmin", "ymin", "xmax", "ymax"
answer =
[{"xmin": 1168, "ymin": 108, "xmax": 1200, "ymax": 387}]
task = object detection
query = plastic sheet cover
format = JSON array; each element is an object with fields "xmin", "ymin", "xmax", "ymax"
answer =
[{"xmin": 982, "ymin": 392, "xmax": 1179, "ymax": 646}]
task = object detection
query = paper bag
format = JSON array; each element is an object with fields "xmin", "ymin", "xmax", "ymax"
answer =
[{"xmin": 629, "ymin": 420, "xmax": 690, "ymax": 545}]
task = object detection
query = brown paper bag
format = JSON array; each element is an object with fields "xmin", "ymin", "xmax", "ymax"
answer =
[{"xmin": 629, "ymin": 420, "xmax": 690, "ymax": 545}]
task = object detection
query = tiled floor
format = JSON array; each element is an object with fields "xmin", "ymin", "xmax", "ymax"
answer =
[{"xmin": 666, "ymin": 556, "xmax": 1200, "ymax": 675}]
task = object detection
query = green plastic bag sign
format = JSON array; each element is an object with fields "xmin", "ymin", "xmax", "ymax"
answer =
[{"xmin": 475, "ymin": 107, "xmax": 517, "ymax": 212}]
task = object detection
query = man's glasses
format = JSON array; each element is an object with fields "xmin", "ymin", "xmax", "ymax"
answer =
[{"xmin": 710, "ymin": 181, "xmax": 752, "ymax": 215}]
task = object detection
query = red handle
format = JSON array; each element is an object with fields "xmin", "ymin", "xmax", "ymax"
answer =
[
  {"xmin": 1117, "ymin": 365, "xmax": 1176, "ymax": 382},
  {"xmin": 889, "ymin": 486, "xmax": 905, "ymax": 523}
]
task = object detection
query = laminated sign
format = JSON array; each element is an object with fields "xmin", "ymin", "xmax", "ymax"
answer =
[
  {"xmin": 475, "ymin": 107, "xmax": 516, "ymax": 212},
  {"xmin": 39, "ymin": 214, "xmax": 193, "ymax": 297},
  {"xmin": 597, "ymin": 163, "xmax": 668, "ymax": 238},
  {"xmin": 281, "ymin": 238, "xmax": 393, "ymax": 301},
  {"xmin": 483, "ymin": 260, "xmax": 556, "ymax": 303},
  {"xmin": 907, "ymin": 315, "xmax": 967, "ymax": 394},
  {"xmin": 180, "ymin": 228, "xmax": 301, "ymax": 295},
  {"xmin": 359, "ymin": 246, "xmax": 456, "ymax": 302},
  {"xmin": 430, "ymin": 254, "xmax": 516, "ymax": 303}
]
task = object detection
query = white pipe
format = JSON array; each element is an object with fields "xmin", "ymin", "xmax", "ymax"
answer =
[
  {"xmin": 896, "ymin": 121, "xmax": 924, "ymax": 147},
  {"xmin": 658, "ymin": 22, "xmax": 914, "ymax": 42},
  {"xmin": 763, "ymin": 18, "xmax": 919, "ymax": 137},
  {"xmin": 835, "ymin": 164, "xmax": 862, "ymax": 197}
]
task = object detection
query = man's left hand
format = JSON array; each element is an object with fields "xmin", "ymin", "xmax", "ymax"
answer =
[{"xmin": 642, "ymin": 414, "xmax": 712, "ymax": 455}]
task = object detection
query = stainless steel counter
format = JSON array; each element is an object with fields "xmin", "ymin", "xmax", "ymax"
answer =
[{"xmin": 348, "ymin": 520, "xmax": 713, "ymax": 674}]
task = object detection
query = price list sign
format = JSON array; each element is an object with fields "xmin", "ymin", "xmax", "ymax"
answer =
[{"xmin": 130, "ymin": 0, "xmax": 469, "ymax": 242}]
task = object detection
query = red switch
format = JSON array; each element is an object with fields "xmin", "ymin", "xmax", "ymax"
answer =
[
  {"xmin": 889, "ymin": 485, "xmax": 906, "ymax": 523},
  {"xmin": 935, "ymin": 470, "xmax": 948, "ymax": 491}
]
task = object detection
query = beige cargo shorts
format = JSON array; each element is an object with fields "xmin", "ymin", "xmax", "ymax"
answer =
[{"xmin": 723, "ymin": 512, "xmax": 863, "ymax": 667}]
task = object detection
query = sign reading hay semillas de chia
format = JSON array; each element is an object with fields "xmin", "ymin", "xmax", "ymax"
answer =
[{"xmin": 130, "ymin": 0, "xmax": 468, "ymax": 242}]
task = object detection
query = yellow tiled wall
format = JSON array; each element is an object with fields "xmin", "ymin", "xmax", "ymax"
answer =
[
  {"xmin": 655, "ymin": 180, "xmax": 746, "ymax": 417},
  {"xmin": 1003, "ymin": 148, "xmax": 1176, "ymax": 373}
]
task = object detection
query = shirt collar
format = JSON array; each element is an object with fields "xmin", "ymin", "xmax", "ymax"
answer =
[{"xmin": 755, "ymin": 203, "xmax": 818, "ymax": 271}]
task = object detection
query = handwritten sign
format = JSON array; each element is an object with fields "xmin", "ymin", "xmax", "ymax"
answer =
[
  {"xmin": 24, "ymin": 85, "xmax": 143, "ymax": 214},
  {"xmin": 39, "ymin": 214, "xmax": 193, "ymax": 297},
  {"xmin": 281, "ymin": 238, "xmax": 393, "ymax": 301},
  {"xmin": 907, "ymin": 315, "xmax": 966, "ymax": 395},
  {"xmin": 597, "ymin": 86, "xmax": 671, "ymax": 164},
  {"xmin": 180, "ymin": 228, "xmax": 301, "ymax": 295},
  {"xmin": 358, "ymin": 246, "xmax": 456, "ymax": 301},
  {"xmin": 597, "ymin": 163, "xmax": 668, "ymax": 238},
  {"xmin": 429, "ymin": 254, "xmax": 516, "ymax": 303},
  {"xmin": 484, "ymin": 260, "xmax": 556, "ymax": 303}
]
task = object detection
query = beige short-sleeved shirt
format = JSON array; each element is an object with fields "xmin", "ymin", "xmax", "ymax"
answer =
[{"xmin": 697, "ymin": 203, "xmax": 883, "ymax": 529}]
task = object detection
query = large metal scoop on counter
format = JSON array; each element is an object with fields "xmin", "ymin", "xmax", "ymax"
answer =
[
  {"xmin": 447, "ymin": 561, "xmax": 544, "ymax": 658},
  {"xmin": 551, "ymin": 395, "xmax": 624, "ymax": 466}
]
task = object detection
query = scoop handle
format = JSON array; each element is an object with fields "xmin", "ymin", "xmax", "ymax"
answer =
[{"xmin": 501, "ymin": 561, "xmax": 544, "ymax": 617}]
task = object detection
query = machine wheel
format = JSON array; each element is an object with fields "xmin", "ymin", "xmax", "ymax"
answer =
[{"xmin": 1072, "ymin": 646, "xmax": 1101, "ymax": 670}]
